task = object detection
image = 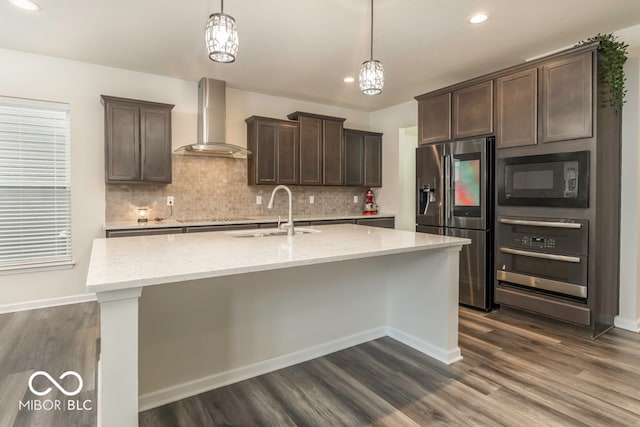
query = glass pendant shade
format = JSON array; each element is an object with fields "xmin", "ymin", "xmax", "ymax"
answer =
[
  {"xmin": 359, "ymin": 0, "xmax": 383, "ymax": 95},
  {"xmin": 359, "ymin": 59, "xmax": 384, "ymax": 95},
  {"xmin": 205, "ymin": 12, "xmax": 239, "ymax": 63}
]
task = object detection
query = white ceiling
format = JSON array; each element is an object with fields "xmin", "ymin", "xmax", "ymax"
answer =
[{"xmin": 2, "ymin": 0, "xmax": 640, "ymax": 111}]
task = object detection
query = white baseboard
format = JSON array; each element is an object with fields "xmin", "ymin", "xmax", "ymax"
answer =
[
  {"xmin": 614, "ymin": 315, "xmax": 640, "ymax": 333},
  {"xmin": 386, "ymin": 326, "xmax": 463, "ymax": 365},
  {"xmin": 0, "ymin": 293, "xmax": 97, "ymax": 314},
  {"xmin": 138, "ymin": 326, "xmax": 388, "ymax": 412}
]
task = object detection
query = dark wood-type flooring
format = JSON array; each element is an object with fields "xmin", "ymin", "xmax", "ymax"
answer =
[
  {"xmin": 140, "ymin": 308, "xmax": 640, "ymax": 426},
  {"xmin": 1, "ymin": 302, "xmax": 639, "ymax": 426},
  {"xmin": 0, "ymin": 302, "xmax": 98, "ymax": 427}
]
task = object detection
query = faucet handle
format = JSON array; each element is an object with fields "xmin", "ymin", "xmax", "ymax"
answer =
[{"xmin": 277, "ymin": 215, "xmax": 282, "ymax": 229}]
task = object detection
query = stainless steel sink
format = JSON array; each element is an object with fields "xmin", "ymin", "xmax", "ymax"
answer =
[{"xmin": 225, "ymin": 228, "xmax": 321, "ymax": 238}]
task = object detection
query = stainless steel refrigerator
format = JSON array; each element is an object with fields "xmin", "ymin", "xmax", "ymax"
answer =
[{"xmin": 416, "ymin": 137, "xmax": 494, "ymax": 311}]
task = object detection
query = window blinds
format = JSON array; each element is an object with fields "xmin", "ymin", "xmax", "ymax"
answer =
[{"xmin": 0, "ymin": 96, "xmax": 71, "ymax": 270}]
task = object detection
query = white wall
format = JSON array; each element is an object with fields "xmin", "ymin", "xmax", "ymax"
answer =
[
  {"xmin": 0, "ymin": 49, "xmax": 373, "ymax": 308},
  {"xmin": 0, "ymin": 48, "xmax": 197, "ymax": 307},
  {"xmin": 368, "ymin": 101, "xmax": 416, "ymax": 222},
  {"xmin": 616, "ymin": 57, "xmax": 640, "ymax": 332},
  {"xmin": 397, "ymin": 127, "xmax": 418, "ymax": 231},
  {"xmin": 226, "ymin": 88, "xmax": 370, "ymax": 146}
]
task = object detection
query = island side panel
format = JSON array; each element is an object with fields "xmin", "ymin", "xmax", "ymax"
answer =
[
  {"xmin": 386, "ymin": 246, "xmax": 463, "ymax": 364},
  {"xmin": 138, "ymin": 258, "xmax": 389, "ymax": 409},
  {"xmin": 96, "ymin": 288, "xmax": 142, "ymax": 427}
]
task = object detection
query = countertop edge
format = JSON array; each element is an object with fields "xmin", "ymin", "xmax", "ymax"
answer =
[{"xmin": 86, "ymin": 228, "xmax": 469, "ymax": 293}]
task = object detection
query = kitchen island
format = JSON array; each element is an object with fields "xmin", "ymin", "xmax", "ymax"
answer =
[{"xmin": 86, "ymin": 224, "xmax": 469, "ymax": 427}]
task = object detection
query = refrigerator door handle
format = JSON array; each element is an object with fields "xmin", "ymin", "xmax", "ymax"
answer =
[{"xmin": 445, "ymin": 155, "xmax": 454, "ymax": 225}]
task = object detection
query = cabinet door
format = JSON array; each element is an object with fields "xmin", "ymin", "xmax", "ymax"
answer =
[
  {"xmin": 299, "ymin": 116, "xmax": 323, "ymax": 185},
  {"xmin": 364, "ymin": 134, "xmax": 382, "ymax": 187},
  {"xmin": 418, "ymin": 93, "xmax": 451, "ymax": 144},
  {"xmin": 106, "ymin": 228, "xmax": 183, "ymax": 238},
  {"xmin": 323, "ymin": 120, "xmax": 344, "ymax": 185},
  {"xmin": 344, "ymin": 131, "xmax": 364, "ymax": 186},
  {"xmin": 453, "ymin": 80, "xmax": 494, "ymax": 139},
  {"xmin": 540, "ymin": 51, "xmax": 593, "ymax": 143},
  {"xmin": 105, "ymin": 103, "xmax": 140, "ymax": 182},
  {"xmin": 356, "ymin": 218, "xmax": 394, "ymax": 229},
  {"xmin": 140, "ymin": 107, "xmax": 172, "ymax": 183},
  {"xmin": 255, "ymin": 121, "xmax": 277, "ymax": 184},
  {"xmin": 277, "ymin": 123, "xmax": 299, "ymax": 185},
  {"xmin": 496, "ymin": 68, "xmax": 537, "ymax": 149}
]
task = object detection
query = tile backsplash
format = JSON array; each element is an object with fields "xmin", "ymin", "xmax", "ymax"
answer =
[{"xmin": 106, "ymin": 155, "xmax": 370, "ymax": 222}]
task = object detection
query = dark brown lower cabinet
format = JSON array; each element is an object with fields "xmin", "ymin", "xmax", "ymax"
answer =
[
  {"xmin": 106, "ymin": 216, "xmax": 395, "ymax": 237},
  {"xmin": 356, "ymin": 217, "xmax": 394, "ymax": 229},
  {"xmin": 106, "ymin": 228, "xmax": 183, "ymax": 238},
  {"xmin": 344, "ymin": 129, "xmax": 383, "ymax": 187}
]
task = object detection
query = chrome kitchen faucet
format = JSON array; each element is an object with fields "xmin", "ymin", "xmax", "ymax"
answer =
[{"xmin": 267, "ymin": 185, "xmax": 294, "ymax": 237}]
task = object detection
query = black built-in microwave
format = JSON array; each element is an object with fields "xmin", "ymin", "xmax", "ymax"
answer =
[{"xmin": 498, "ymin": 151, "xmax": 589, "ymax": 208}]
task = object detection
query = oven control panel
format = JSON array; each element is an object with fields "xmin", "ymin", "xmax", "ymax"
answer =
[
  {"xmin": 498, "ymin": 216, "xmax": 589, "ymax": 256},
  {"xmin": 520, "ymin": 236, "xmax": 556, "ymax": 249}
]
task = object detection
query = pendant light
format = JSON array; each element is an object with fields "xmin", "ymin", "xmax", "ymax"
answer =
[
  {"xmin": 359, "ymin": 0, "xmax": 384, "ymax": 95},
  {"xmin": 205, "ymin": 0, "xmax": 239, "ymax": 63}
]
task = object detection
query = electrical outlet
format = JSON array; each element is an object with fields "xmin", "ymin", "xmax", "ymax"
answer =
[
  {"xmin": 166, "ymin": 196, "xmax": 174, "ymax": 207},
  {"xmin": 309, "ymin": 195, "xmax": 315, "ymax": 204},
  {"xmin": 256, "ymin": 195, "xmax": 262, "ymax": 205},
  {"xmin": 353, "ymin": 195, "xmax": 358, "ymax": 203}
]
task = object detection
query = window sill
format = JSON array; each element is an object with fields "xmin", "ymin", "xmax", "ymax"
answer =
[{"xmin": 0, "ymin": 261, "xmax": 75, "ymax": 275}]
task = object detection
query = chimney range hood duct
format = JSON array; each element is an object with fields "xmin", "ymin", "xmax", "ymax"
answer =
[{"xmin": 175, "ymin": 78, "xmax": 251, "ymax": 159}]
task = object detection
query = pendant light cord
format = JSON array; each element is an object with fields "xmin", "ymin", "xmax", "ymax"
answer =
[
  {"xmin": 370, "ymin": 0, "xmax": 374, "ymax": 60},
  {"xmin": 221, "ymin": 0, "xmax": 224, "ymax": 14}
]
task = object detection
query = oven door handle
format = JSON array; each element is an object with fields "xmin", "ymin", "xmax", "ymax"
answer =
[
  {"xmin": 499, "ymin": 247, "xmax": 581, "ymax": 263},
  {"xmin": 499, "ymin": 218, "xmax": 582, "ymax": 229}
]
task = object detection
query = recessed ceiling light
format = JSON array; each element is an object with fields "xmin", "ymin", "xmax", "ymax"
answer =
[
  {"xmin": 469, "ymin": 13, "xmax": 488, "ymax": 24},
  {"xmin": 343, "ymin": 77, "xmax": 355, "ymax": 83},
  {"xmin": 8, "ymin": 0, "xmax": 40, "ymax": 11}
]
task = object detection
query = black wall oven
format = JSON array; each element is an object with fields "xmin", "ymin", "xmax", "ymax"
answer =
[{"xmin": 498, "ymin": 151, "xmax": 590, "ymax": 208}]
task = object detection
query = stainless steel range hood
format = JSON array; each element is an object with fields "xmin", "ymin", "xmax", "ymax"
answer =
[{"xmin": 175, "ymin": 78, "xmax": 251, "ymax": 159}]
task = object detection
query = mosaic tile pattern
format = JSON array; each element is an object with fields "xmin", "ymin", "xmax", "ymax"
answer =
[{"xmin": 106, "ymin": 155, "xmax": 370, "ymax": 222}]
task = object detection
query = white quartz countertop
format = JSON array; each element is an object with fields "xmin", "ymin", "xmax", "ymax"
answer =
[
  {"xmin": 87, "ymin": 224, "xmax": 469, "ymax": 293},
  {"xmin": 104, "ymin": 213, "xmax": 395, "ymax": 230}
]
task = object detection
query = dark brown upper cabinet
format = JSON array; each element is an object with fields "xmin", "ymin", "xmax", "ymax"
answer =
[
  {"xmin": 287, "ymin": 112, "xmax": 346, "ymax": 186},
  {"xmin": 102, "ymin": 95, "xmax": 173, "ymax": 184},
  {"xmin": 297, "ymin": 115, "xmax": 323, "ymax": 185},
  {"xmin": 344, "ymin": 130, "xmax": 364, "ymax": 186},
  {"xmin": 417, "ymin": 93, "xmax": 451, "ymax": 145},
  {"xmin": 540, "ymin": 51, "xmax": 593, "ymax": 143},
  {"xmin": 452, "ymin": 80, "xmax": 494, "ymax": 139},
  {"xmin": 344, "ymin": 129, "xmax": 383, "ymax": 187},
  {"xmin": 496, "ymin": 68, "xmax": 538, "ymax": 149},
  {"xmin": 323, "ymin": 120, "xmax": 345, "ymax": 185},
  {"xmin": 245, "ymin": 116, "xmax": 299, "ymax": 185}
]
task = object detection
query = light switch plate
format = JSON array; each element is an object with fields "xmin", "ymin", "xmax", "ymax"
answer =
[
  {"xmin": 256, "ymin": 195, "xmax": 262, "ymax": 205},
  {"xmin": 309, "ymin": 196, "xmax": 315, "ymax": 204},
  {"xmin": 353, "ymin": 195, "xmax": 358, "ymax": 203}
]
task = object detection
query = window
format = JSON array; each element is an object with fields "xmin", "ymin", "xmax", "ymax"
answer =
[{"xmin": 0, "ymin": 96, "xmax": 72, "ymax": 271}]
